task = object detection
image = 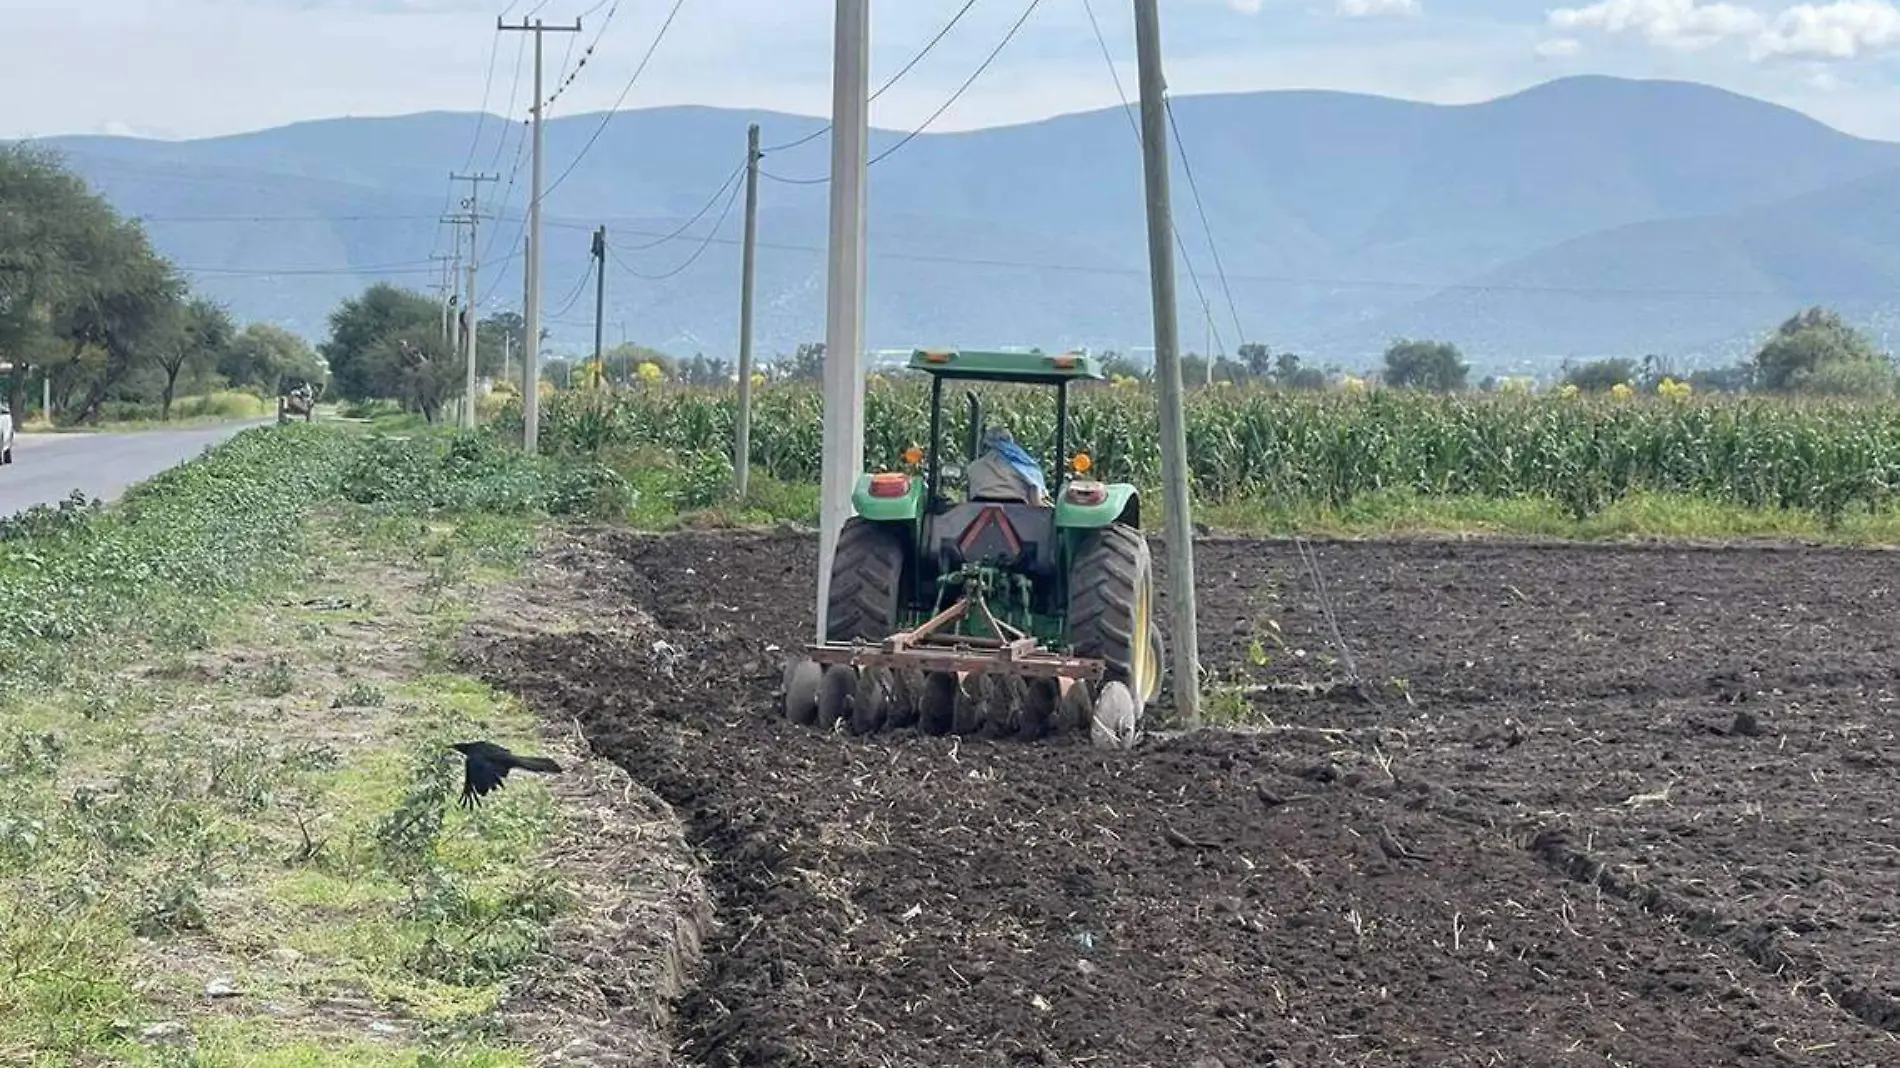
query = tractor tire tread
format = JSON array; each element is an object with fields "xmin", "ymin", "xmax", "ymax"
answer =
[
  {"xmin": 1066, "ymin": 523, "xmax": 1150, "ymax": 691},
  {"xmin": 826, "ymin": 518, "xmax": 907, "ymax": 643}
]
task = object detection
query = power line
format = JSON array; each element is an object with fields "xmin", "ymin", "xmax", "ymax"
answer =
[
  {"xmin": 547, "ymin": 258, "xmax": 596, "ymax": 318},
  {"xmin": 608, "ymin": 170, "xmax": 744, "ymax": 280},
  {"xmin": 614, "ymin": 161, "xmax": 746, "ymax": 251},
  {"xmin": 458, "ymin": 29, "xmax": 508, "ymax": 174},
  {"xmin": 545, "ymin": 23, "xmax": 583, "ymax": 109},
  {"xmin": 761, "ymin": 0, "xmax": 982, "ymax": 154},
  {"xmin": 1077, "ymin": 0, "xmax": 1223, "ymax": 357},
  {"xmin": 1078, "ymin": 0, "xmax": 1139, "ymax": 138},
  {"xmin": 487, "ymin": 36, "xmax": 530, "ymax": 176},
  {"xmin": 176, "ymin": 259, "xmax": 442, "ymax": 277},
  {"xmin": 540, "ymin": 0, "xmax": 693, "ymax": 202},
  {"xmin": 762, "ymin": 0, "xmax": 1046, "ymax": 185},
  {"xmin": 483, "ymin": 122, "xmax": 534, "ymax": 266},
  {"xmin": 1166, "ymin": 95, "xmax": 1245, "ymax": 353},
  {"xmin": 137, "ymin": 212, "xmax": 443, "ymax": 223},
  {"xmin": 869, "ymin": 0, "xmax": 1043, "ymax": 166},
  {"xmin": 543, "ymin": 0, "xmax": 624, "ymax": 112},
  {"xmin": 150, "ymin": 216, "xmax": 1900, "ymax": 300}
]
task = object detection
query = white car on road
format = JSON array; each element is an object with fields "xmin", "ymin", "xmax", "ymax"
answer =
[{"xmin": 0, "ymin": 405, "xmax": 12, "ymax": 466}]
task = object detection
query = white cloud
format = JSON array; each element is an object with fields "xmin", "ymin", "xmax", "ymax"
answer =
[
  {"xmin": 1753, "ymin": 1, "xmax": 1900, "ymax": 60},
  {"xmin": 1548, "ymin": 0, "xmax": 1900, "ymax": 63},
  {"xmin": 1335, "ymin": 0, "xmax": 1421, "ymax": 14},
  {"xmin": 1535, "ymin": 36, "xmax": 1585, "ymax": 57},
  {"xmin": 1227, "ymin": 0, "xmax": 1265, "ymax": 13},
  {"xmin": 1548, "ymin": 0, "xmax": 1764, "ymax": 50}
]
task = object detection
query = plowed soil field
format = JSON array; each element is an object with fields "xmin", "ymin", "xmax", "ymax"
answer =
[{"xmin": 469, "ymin": 529, "xmax": 1900, "ymax": 1067}]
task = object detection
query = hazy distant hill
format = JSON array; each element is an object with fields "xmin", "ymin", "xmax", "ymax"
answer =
[{"xmin": 25, "ymin": 75, "xmax": 1900, "ymax": 373}]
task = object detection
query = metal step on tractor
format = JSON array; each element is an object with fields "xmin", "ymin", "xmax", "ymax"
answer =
[{"xmin": 781, "ymin": 347, "xmax": 1165, "ymax": 747}]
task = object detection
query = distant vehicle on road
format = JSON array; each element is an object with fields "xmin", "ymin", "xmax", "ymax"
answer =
[
  {"xmin": 0, "ymin": 405, "xmax": 13, "ymax": 465},
  {"xmin": 278, "ymin": 382, "xmax": 316, "ymax": 424}
]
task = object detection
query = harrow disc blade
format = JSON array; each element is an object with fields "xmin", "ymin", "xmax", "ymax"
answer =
[
  {"xmin": 1058, "ymin": 678, "xmax": 1094, "ymax": 734},
  {"xmin": 952, "ymin": 673, "xmax": 986, "ymax": 736},
  {"xmin": 920, "ymin": 671, "xmax": 958, "ymax": 736},
  {"xmin": 851, "ymin": 666, "xmax": 893, "ymax": 736},
  {"xmin": 1090, "ymin": 681, "xmax": 1138, "ymax": 750},
  {"xmin": 816, "ymin": 664, "xmax": 856, "ymax": 730},
  {"xmin": 885, "ymin": 668, "xmax": 923, "ymax": 730},
  {"xmin": 783, "ymin": 658, "xmax": 822, "ymax": 726},
  {"xmin": 1018, "ymin": 677, "xmax": 1060, "ymax": 741},
  {"xmin": 982, "ymin": 673, "xmax": 1029, "ymax": 740}
]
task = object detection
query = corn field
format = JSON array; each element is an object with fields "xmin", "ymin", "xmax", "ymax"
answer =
[{"xmin": 499, "ymin": 381, "xmax": 1900, "ymax": 522}]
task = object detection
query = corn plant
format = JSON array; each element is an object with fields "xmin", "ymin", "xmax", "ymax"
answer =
[{"xmin": 505, "ymin": 381, "xmax": 1900, "ymax": 523}]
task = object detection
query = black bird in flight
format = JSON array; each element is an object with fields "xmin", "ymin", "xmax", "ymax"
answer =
[{"xmin": 451, "ymin": 740, "xmax": 562, "ymax": 808}]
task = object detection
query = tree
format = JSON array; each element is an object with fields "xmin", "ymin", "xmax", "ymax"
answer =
[
  {"xmin": 1382, "ymin": 339, "xmax": 1468, "ymax": 392},
  {"xmin": 476, "ymin": 312, "xmax": 525, "ymax": 378},
  {"xmin": 1752, "ymin": 306, "xmax": 1894, "ymax": 395},
  {"xmin": 319, "ymin": 283, "xmax": 443, "ymax": 404},
  {"xmin": 1561, "ymin": 357, "xmax": 1638, "ymax": 393},
  {"xmin": 151, "ymin": 297, "xmax": 235, "ymax": 419},
  {"xmin": 1238, "ymin": 342, "xmax": 1274, "ymax": 379},
  {"xmin": 1271, "ymin": 350, "xmax": 1327, "ymax": 391},
  {"xmin": 1, "ymin": 143, "xmax": 172, "ymax": 422},
  {"xmin": 376, "ymin": 327, "xmax": 460, "ymax": 423},
  {"xmin": 597, "ymin": 341, "xmax": 674, "ymax": 384},
  {"xmin": 58, "ymin": 226, "xmax": 188, "ymax": 425},
  {"xmin": 682, "ymin": 353, "xmax": 731, "ymax": 386},
  {"xmin": 220, "ymin": 322, "xmax": 327, "ymax": 395},
  {"xmin": 1096, "ymin": 350, "xmax": 1148, "ymax": 381},
  {"xmin": 1686, "ymin": 363, "xmax": 1753, "ymax": 394},
  {"xmin": 781, "ymin": 341, "xmax": 825, "ymax": 382}
]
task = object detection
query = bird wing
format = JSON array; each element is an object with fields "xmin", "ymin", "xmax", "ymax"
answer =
[{"xmin": 461, "ymin": 753, "xmax": 510, "ymax": 807}]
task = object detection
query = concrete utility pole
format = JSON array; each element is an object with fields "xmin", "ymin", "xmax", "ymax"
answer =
[
  {"xmin": 1132, "ymin": 0, "xmax": 1202, "ymax": 726},
  {"xmin": 450, "ymin": 171, "xmax": 497, "ymax": 428},
  {"xmin": 735, "ymin": 122, "xmax": 761, "ymax": 501},
  {"xmin": 591, "ymin": 225, "xmax": 607, "ymax": 383},
  {"xmin": 523, "ymin": 233, "xmax": 531, "ymax": 403},
  {"xmin": 815, "ymin": 0, "xmax": 870, "ymax": 643},
  {"xmin": 431, "ymin": 253, "xmax": 456, "ymax": 351},
  {"xmin": 499, "ymin": 14, "xmax": 581, "ymax": 453}
]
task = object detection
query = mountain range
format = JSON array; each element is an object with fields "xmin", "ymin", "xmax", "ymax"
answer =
[{"xmin": 25, "ymin": 74, "xmax": 1900, "ymax": 374}]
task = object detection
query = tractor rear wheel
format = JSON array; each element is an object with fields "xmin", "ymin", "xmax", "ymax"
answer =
[
  {"xmin": 1066, "ymin": 523, "xmax": 1162, "ymax": 714},
  {"xmin": 825, "ymin": 517, "xmax": 907, "ymax": 643}
]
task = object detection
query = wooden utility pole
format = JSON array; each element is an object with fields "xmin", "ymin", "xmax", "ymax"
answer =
[
  {"xmin": 499, "ymin": 14, "xmax": 582, "ymax": 453},
  {"xmin": 735, "ymin": 122, "xmax": 761, "ymax": 500},
  {"xmin": 1133, "ymin": 0, "xmax": 1201, "ymax": 725}
]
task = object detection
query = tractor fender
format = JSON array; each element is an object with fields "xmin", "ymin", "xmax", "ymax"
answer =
[
  {"xmin": 850, "ymin": 471, "xmax": 927, "ymax": 522},
  {"xmin": 1053, "ymin": 482, "xmax": 1138, "ymax": 530}
]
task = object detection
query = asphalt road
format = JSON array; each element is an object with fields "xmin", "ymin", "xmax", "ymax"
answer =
[{"xmin": 0, "ymin": 420, "xmax": 272, "ymax": 518}]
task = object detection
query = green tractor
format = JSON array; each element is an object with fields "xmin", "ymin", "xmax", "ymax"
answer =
[{"xmin": 782, "ymin": 347, "xmax": 1164, "ymax": 746}]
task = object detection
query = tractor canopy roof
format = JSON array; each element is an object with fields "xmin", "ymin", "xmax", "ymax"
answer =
[{"xmin": 905, "ymin": 348, "xmax": 1107, "ymax": 384}]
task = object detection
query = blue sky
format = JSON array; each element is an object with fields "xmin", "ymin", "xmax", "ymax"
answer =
[{"xmin": 6, "ymin": 1, "xmax": 1900, "ymax": 140}]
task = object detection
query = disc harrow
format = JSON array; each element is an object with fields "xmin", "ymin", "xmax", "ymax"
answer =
[{"xmin": 780, "ymin": 580, "xmax": 1140, "ymax": 745}]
